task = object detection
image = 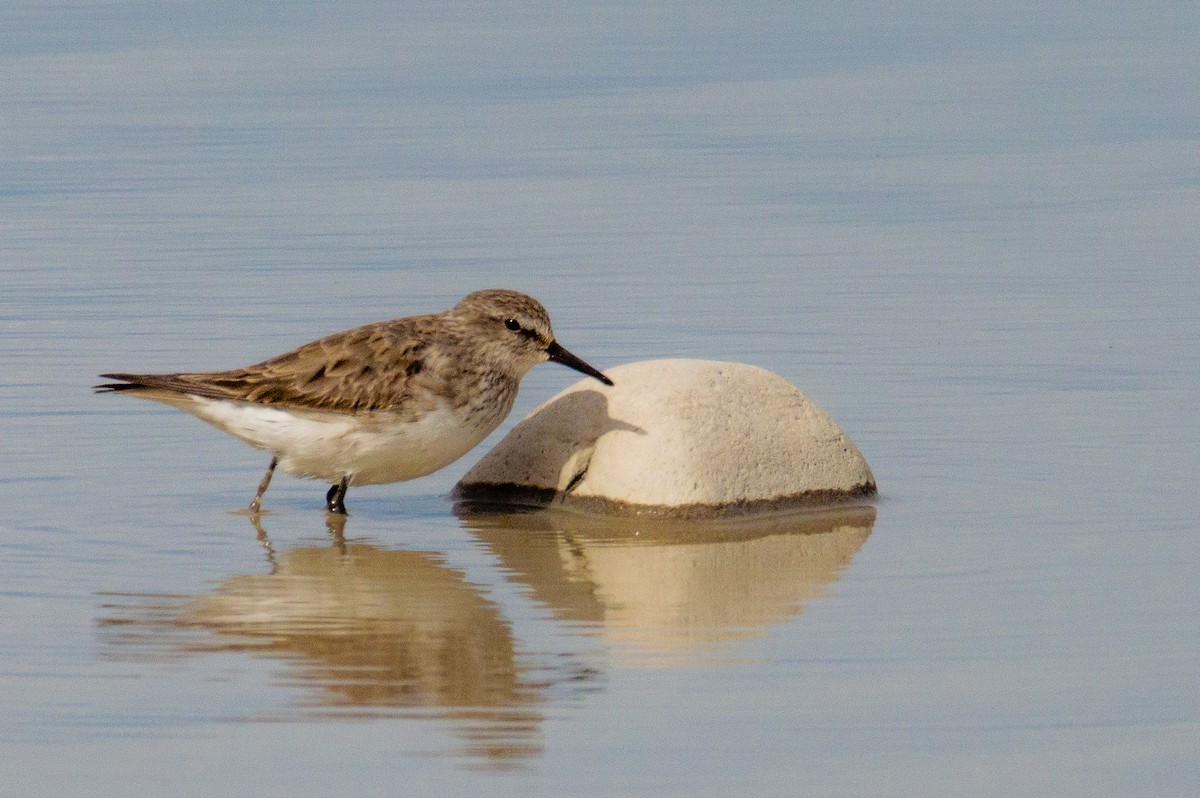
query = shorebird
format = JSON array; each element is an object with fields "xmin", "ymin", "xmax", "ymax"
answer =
[{"xmin": 96, "ymin": 289, "xmax": 612, "ymax": 514}]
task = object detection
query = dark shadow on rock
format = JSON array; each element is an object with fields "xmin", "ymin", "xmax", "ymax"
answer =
[{"xmin": 453, "ymin": 389, "xmax": 645, "ymax": 508}]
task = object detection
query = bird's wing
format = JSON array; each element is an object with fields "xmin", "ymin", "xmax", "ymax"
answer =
[{"xmin": 96, "ymin": 318, "xmax": 452, "ymax": 416}]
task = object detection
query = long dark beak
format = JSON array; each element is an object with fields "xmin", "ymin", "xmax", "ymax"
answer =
[{"xmin": 546, "ymin": 341, "xmax": 614, "ymax": 386}]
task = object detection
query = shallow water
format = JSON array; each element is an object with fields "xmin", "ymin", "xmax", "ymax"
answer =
[{"xmin": 3, "ymin": 2, "xmax": 1198, "ymax": 795}]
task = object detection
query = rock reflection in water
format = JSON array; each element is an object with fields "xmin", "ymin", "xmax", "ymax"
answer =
[
  {"xmin": 98, "ymin": 518, "xmax": 551, "ymax": 765},
  {"xmin": 457, "ymin": 503, "xmax": 876, "ymax": 661}
]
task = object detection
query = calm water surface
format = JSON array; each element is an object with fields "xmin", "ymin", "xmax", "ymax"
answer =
[{"xmin": 2, "ymin": 2, "xmax": 1197, "ymax": 795}]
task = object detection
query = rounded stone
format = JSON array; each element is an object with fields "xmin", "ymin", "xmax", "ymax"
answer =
[{"xmin": 455, "ymin": 359, "xmax": 876, "ymax": 517}]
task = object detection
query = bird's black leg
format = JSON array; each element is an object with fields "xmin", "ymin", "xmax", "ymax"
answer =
[
  {"xmin": 249, "ymin": 456, "xmax": 278, "ymax": 514},
  {"xmin": 326, "ymin": 476, "xmax": 349, "ymax": 515}
]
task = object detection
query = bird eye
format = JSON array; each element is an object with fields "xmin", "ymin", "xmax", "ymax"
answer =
[{"xmin": 504, "ymin": 318, "xmax": 521, "ymax": 331}]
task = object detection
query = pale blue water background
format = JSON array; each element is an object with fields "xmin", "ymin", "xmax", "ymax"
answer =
[{"xmin": 2, "ymin": 2, "xmax": 1198, "ymax": 795}]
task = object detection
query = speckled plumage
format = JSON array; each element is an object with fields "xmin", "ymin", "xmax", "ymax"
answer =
[{"xmin": 96, "ymin": 289, "xmax": 612, "ymax": 514}]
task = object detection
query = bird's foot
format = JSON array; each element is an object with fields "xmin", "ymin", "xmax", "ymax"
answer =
[{"xmin": 326, "ymin": 478, "xmax": 349, "ymax": 515}]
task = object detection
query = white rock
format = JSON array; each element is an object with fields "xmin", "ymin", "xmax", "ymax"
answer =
[{"xmin": 456, "ymin": 359, "xmax": 875, "ymax": 516}]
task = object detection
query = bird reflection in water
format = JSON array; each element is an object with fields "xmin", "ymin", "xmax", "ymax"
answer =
[{"xmin": 98, "ymin": 513, "xmax": 561, "ymax": 767}]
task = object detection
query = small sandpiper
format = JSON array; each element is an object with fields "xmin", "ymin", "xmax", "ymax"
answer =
[{"xmin": 95, "ymin": 289, "xmax": 613, "ymax": 514}]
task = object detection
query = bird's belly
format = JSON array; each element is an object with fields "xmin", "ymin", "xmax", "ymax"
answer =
[
  {"xmin": 332, "ymin": 407, "xmax": 498, "ymax": 486},
  {"xmin": 181, "ymin": 397, "xmax": 498, "ymax": 485}
]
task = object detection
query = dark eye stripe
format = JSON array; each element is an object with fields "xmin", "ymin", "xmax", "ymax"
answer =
[{"xmin": 504, "ymin": 317, "xmax": 541, "ymax": 341}]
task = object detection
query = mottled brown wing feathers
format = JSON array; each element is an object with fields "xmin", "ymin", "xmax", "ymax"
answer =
[{"xmin": 95, "ymin": 318, "xmax": 452, "ymax": 415}]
